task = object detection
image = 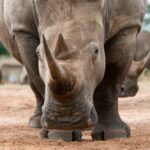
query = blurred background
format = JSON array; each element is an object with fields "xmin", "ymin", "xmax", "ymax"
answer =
[{"xmin": 142, "ymin": 0, "xmax": 150, "ymax": 31}]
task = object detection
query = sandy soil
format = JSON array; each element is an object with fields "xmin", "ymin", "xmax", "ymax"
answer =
[{"xmin": 0, "ymin": 80, "xmax": 150, "ymax": 150}]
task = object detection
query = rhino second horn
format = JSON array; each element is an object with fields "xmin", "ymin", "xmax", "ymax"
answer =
[
  {"xmin": 42, "ymin": 34, "xmax": 65, "ymax": 81},
  {"xmin": 140, "ymin": 51, "xmax": 150, "ymax": 68},
  {"xmin": 135, "ymin": 51, "xmax": 150, "ymax": 71},
  {"xmin": 55, "ymin": 33, "xmax": 68, "ymax": 57}
]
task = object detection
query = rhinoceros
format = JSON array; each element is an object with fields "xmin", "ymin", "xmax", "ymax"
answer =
[
  {"xmin": 0, "ymin": 0, "xmax": 147, "ymax": 141},
  {"xmin": 120, "ymin": 31, "xmax": 150, "ymax": 97}
]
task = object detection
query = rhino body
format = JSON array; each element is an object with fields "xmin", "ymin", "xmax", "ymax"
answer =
[
  {"xmin": 0, "ymin": 0, "xmax": 146, "ymax": 141},
  {"xmin": 120, "ymin": 31, "xmax": 150, "ymax": 97}
]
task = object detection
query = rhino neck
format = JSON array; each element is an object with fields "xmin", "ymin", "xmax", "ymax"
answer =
[{"xmin": 35, "ymin": 0, "xmax": 105, "ymax": 35}]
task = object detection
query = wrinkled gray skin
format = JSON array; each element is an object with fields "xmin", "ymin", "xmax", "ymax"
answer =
[
  {"xmin": 0, "ymin": 0, "xmax": 146, "ymax": 141},
  {"xmin": 120, "ymin": 31, "xmax": 150, "ymax": 97}
]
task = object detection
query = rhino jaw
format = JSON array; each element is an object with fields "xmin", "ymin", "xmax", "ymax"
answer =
[{"xmin": 41, "ymin": 99, "xmax": 98, "ymax": 130}]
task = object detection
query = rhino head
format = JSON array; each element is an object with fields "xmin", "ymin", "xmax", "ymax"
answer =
[
  {"xmin": 35, "ymin": 0, "xmax": 105, "ymax": 130},
  {"xmin": 119, "ymin": 52, "xmax": 150, "ymax": 97}
]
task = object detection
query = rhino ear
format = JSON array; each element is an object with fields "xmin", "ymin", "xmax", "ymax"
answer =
[{"xmin": 55, "ymin": 34, "xmax": 68, "ymax": 58}]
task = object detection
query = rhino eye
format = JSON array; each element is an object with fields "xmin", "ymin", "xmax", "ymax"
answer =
[
  {"xmin": 93, "ymin": 46, "xmax": 99, "ymax": 55},
  {"xmin": 94, "ymin": 48, "xmax": 99, "ymax": 54},
  {"xmin": 91, "ymin": 48, "xmax": 99, "ymax": 62},
  {"xmin": 89, "ymin": 42, "xmax": 99, "ymax": 54}
]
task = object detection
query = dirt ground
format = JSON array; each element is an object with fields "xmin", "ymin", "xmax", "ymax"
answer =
[{"xmin": 0, "ymin": 79, "xmax": 150, "ymax": 150}]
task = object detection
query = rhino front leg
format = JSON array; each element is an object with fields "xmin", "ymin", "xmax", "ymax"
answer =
[
  {"xmin": 92, "ymin": 68, "xmax": 131, "ymax": 140},
  {"xmin": 29, "ymin": 82, "xmax": 44, "ymax": 128},
  {"xmin": 92, "ymin": 27, "xmax": 138, "ymax": 140},
  {"xmin": 14, "ymin": 32, "xmax": 45, "ymax": 128}
]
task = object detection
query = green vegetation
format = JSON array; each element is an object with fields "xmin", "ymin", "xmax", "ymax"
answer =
[
  {"xmin": 0, "ymin": 42, "xmax": 9, "ymax": 55},
  {"xmin": 142, "ymin": 1, "xmax": 150, "ymax": 31}
]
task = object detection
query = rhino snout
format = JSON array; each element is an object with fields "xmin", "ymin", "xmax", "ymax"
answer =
[
  {"xmin": 41, "ymin": 104, "xmax": 97, "ymax": 130},
  {"xmin": 119, "ymin": 84, "xmax": 139, "ymax": 97}
]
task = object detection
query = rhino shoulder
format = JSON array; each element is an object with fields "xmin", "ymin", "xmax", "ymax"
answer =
[
  {"xmin": 105, "ymin": 0, "xmax": 147, "ymax": 40},
  {"xmin": 4, "ymin": 0, "xmax": 38, "ymax": 37}
]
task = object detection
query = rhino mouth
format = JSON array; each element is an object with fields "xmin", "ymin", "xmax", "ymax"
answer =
[{"xmin": 41, "ymin": 100, "xmax": 97, "ymax": 130}]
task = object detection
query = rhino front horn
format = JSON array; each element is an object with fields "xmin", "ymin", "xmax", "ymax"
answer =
[{"xmin": 42, "ymin": 34, "xmax": 65, "ymax": 81}]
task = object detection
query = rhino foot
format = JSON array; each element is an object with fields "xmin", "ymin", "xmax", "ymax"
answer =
[
  {"xmin": 39, "ymin": 128, "xmax": 49, "ymax": 138},
  {"xmin": 91, "ymin": 121, "xmax": 131, "ymax": 140},
  {"xmin": 39, "ymin": 128, "xmax": 82, "ymax": 142},
  {"xmin": 29, "ymin": 113, "xmax": 42, "ymax": 128}
]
